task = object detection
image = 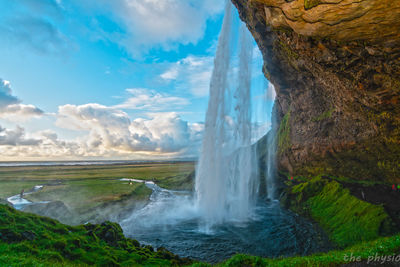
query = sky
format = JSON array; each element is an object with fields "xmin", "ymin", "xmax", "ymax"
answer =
[{"xmin": 0, "ymin": 0, "xmax": 272, "ymax": 161}]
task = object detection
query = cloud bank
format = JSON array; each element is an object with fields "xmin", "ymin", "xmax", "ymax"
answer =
[
  {"xmin": 56, "ymin": 103, "xmax": 201, "ymax": 154},
  {"xmin": 0, "ymin": 78, "xmax": 202, "ymax": 160},
  {"xmin": 0, "ymin": 105, "xmax": 203, "ymax": 161}
]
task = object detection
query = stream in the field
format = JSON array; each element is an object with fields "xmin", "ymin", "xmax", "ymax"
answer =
[{"xmin": 7, "ymin": 185, "xmax": 47, "ymax": 210}]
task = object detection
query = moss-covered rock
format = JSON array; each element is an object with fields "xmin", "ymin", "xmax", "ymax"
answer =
[
  {"xmin": 282, "ymin": 177, "xmax": 397, "ymax": 248},
  {"xmin": 0, "ymin": 204, "xmax": 193, "ymax": 266},
  {"xmin": 277, "ymin": 110, "xmax": 291, "ymax": 156}
]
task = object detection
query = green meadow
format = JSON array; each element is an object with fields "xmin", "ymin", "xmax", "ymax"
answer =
[{"xmin": 0, "ymin": 162, "xmax": 195, "ymax": 222}]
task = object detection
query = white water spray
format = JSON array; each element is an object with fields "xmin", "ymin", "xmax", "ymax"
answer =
[
  {"xmin": 195, "ymin": 1, "xmax": 259, "ymax": 228},
  {"xmin": 265, "ymin": 85, "xmax": 278, "ymax": 200}
]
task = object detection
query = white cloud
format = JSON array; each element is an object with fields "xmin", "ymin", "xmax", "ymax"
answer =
[
  {"xmin": 160, "ymin": 55, "xmax": 213, "ymax": 97},
  {"xmin": 0, "ymin": 125, "xmax": 41, "ymax": 146},
  {"xmin": 130, "ymin": 112, "xmax": 200, "ymax": 153},
  {"xmin": 0, "ymin": 80, "xmax": 201, "ymax": 160},
  {"xmin": 89, "ymin": 0, "xmax": 224, "ymax": 57},
  {"xmin": 0, "ymin": 79, "xmax": 19, "ymax": 108},
  {"xmin": 0, "ymin": 104, "xmax": 44, "ymax": 122},
  {"xmin": 0, "ymin": 104, "xmax": 204, "ymax": 160},
  {"xmin": 0, "ymin": 79, "xmax": 44, "ymax": 121},
  {"xmin": 160, "ymin": 67, "xmax": 179, "ymax": 81},
  {"xmin": 56, "ymin": 103, "xmax": 131, "ymax": 131},
  {"xmin": 52, "ymin": 103, "xmax": 203, "ymax": 157},
  {"xmin": 115, "ymin": 88, "xmax": 190, "ymax": 111}
]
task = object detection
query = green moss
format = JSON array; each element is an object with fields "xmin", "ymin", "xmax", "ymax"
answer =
[
  {"xmin": 277, "ymin": 40, "xmax": 299, "ymax": 61},
  {"xmin": 286, "ymin": 177, "xmax": 395, "ymax": 248},
  {"xmin": 217, "ymin": 233, "xmax": 400, "ymax": 266},
  {"xmin": 277, "ymin": 111, "xmax": 291, "ymax": 155},
  {"xmin": 1, "ymin": 201, "xmax": 400, "ymax": 266},
  {"xmin": 0, "ymin": 204, "xmax": 193, "ymax": 266},
  {"xmin": 311, "ymin": 108, "xmax": 335, "ymax": 122},
  {"xmin": 308, "ymin": 181, "xmax": 391, "ymax": 247},
  {"xmin": 304, "ymin": 0, "xmax": 321, "ymax": 10}
]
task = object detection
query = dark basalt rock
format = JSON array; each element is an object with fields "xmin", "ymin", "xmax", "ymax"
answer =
[{"xmin": 232, "ymin": 0, "xmax": 400, "ymax": 183}]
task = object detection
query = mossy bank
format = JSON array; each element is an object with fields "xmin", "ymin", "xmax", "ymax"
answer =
[
  {"xmin": 281, "ymin": 176, "xmax": 400, "ymax": 248},
  {"xmin": 2, "ymin": 203, "xmax": 400, "ymax": 266},
  {"xmin": 0, "ymin": 204, "xmax": 193, "ymax": 266}
]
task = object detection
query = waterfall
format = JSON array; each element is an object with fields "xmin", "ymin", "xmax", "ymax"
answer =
[
  {"xmin": 195, "ymin": 1, "xmax": 259, "ymax": 229},
  {"xmin": 266, "ymin": 84, "xmax": 277, "ymax": 200}
]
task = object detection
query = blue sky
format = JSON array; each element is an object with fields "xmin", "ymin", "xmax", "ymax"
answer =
[{"xmin": 0, "ymin": 0, "xmax": 272, "ymax": 161}]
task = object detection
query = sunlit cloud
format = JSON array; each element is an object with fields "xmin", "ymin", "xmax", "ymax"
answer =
[
  {"xmin": 38, "ymin": 103, "xmax": 202, "ymax": 158},
  {"xmin": 115, "ymin": 88, "xmax": 190, "ymax": 111},
  {"xmin": 0, "ymin": 106, "xmax": 204, "ymax": 161},
  {"xmin": 0, "ymin": 79, "xmax": 202, "ymax": 160}
]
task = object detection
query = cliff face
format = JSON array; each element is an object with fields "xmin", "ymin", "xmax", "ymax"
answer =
[{"xmin": 232, "ymin": 0, "xmax": 400, "ymax": 183}]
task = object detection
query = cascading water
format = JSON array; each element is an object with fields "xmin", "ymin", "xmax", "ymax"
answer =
[
  {"xmin": 120, "ymin": 2, "xmax": 332, "ymax": 262},
  {"xmin": 265, "ymin": 83, "xmax": 278, "ymax": 200},
  {"xmin": 228, "ymin": 24, "xmax": 259, "ymax": 220},
  {"xmin": 195, "ymin": 1, "xmax": 259, "ymax": 228}
]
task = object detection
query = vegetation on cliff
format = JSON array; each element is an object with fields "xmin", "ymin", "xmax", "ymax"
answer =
[
  {"xmin": 232, "ymin": 0, "xmax": 400, "ymax": 183},
  {"xmin": 282, "ymin": 176, "xmax": 398, "ymax": 248}
]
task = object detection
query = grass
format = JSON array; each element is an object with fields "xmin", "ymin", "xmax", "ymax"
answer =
[
  {"xmin": 0, "ymin": 162, "xmax": 195, "ymax": 224},
  {"xmin": 2, "ymin": 202, "xmax": 400, "ymax": 267},
  {"xmin": 3, "ymin": 163, "xmax": 399, "ymax": 266},
  {"xmin": 0, "ymin": 161, "xmax": 194, "ymax": 204},
  {"xmin": 25, "ymin": 180, "xmax": 152, "ymax": 213},
  {"xmin": 156, "ymin": 172, "xmax": 195, "ymax": 190},
  {"xmin": 0, "ymin": 204, "xmax": 192, "ymax": 266},
  {"xmin": 0, "ymin": 162, "xmax": 194, "ymax": 182},
  {"xmin": 0, "ymin": 180, "xmax": 45, "ymax": 199},
  {"xmin": 216, "ymin": 233, "xmax": 400, "ymax": 266}
]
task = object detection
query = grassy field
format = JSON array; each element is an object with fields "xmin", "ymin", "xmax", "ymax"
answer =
[
  {"xmin": 0, "ymin": 162, "xmax": 194, "ymax": 196},
  {"xmin": 0, "ymin": 162, "xmax": 195, "ymax": 223},
  {"xmin": 0, "ymin": 162, "xmax": 195, "ymax": 181}
]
